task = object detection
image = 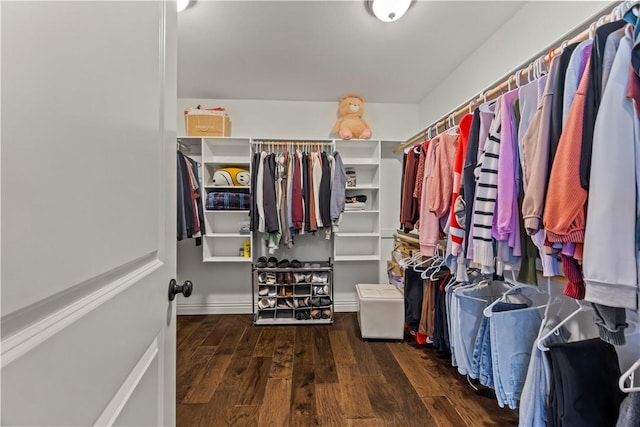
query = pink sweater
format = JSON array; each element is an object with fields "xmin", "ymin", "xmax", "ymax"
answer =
[{"xmin": 419, "ymin": 132, "xmax": 459, "ymax": 255}]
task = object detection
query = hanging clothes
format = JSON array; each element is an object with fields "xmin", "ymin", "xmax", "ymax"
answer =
[{"xmin": 177, "ymin": 150, "xmax": 204, "ymax": 246}]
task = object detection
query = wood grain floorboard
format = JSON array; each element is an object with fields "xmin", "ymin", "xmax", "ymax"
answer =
[
  {"xmin": 176, "ymin": 313, "xmax": 519, "ymax": 427},
  {"xmin": 252, "ymin": 326, "xmax": 279, "ymax": 357},
  {"xmin": 315, "ymin": 383, "xmax": 347, "ymax": 427},
  {"xmin": 290, "ymin": 327, "xmax": 320, "ymax": 426},
  {"xmin": 237, "ymin": 356, "xmax": 272, "ymax": 406},
  {"xmin": 182, "ymin": 353, "xmax": 232, "ymax": 404},
  {"xmin": 176, "ymin": 345, "xmax": 216, "ymax": 402},
  {"xmin": 268, "ymin": 327, "xmax": 295, "ymax": 379},
  {"xmin": 258, "ymin": 378, "xmax": 292, "ymax": 427},
  {"xmin": 228, "ymin": 405, "xmax": 259, "ymax": 427},
  {"xmin": 312, "ymin": 327, "xmax": 338, "ymax": 384},
  {"xmin": 422, "ymin": 396, "xmax": 469, "ymax": 427}
]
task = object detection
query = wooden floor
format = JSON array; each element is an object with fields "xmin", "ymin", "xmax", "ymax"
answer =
[{"xmin": 176, "ymin": 313, "xmax": 518, "ymax": 427}]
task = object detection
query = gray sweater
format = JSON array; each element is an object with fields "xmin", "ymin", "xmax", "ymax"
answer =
[{"xmin": 330, "ymin": 152, "xmax": 347, "ymax": 227}]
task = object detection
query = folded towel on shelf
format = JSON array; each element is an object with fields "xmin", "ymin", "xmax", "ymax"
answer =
[
  {"xmin": 344, "ymin": 202, "xmax": 366, "ymax": 211},
  {"xmin": 345, "ymin": 195, "xmax": 367, "ymax": 203},
  {"xmin": 205, "ymin": 192, "xmax": 250, "ymax": 210}
]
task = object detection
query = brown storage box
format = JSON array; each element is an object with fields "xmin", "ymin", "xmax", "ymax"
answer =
[{"xmin": 184, "ymin": 109, "xmax": 231, "ymax": 136}]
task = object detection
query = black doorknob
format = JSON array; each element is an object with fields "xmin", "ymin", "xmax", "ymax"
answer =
[{"xmin": 168, "ymin": 279, "xmax": 193, "ymax": 301}]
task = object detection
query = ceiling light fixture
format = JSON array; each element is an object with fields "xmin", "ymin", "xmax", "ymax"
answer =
[
  {"xmin": 177, "ymin": 0, "xmax": 189, "ymax": 13},
  {"xmin": 367, "ymin": 0, "xmax": 412, "ymax": 23}
]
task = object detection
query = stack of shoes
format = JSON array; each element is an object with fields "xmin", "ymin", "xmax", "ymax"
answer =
[
  {"xmin": 310, "ymin": 297, "xmax": 332, "ymax": 307},
  {"xmin": 294, "ymin": 273, "xmax": 312, "ymax": 283},
  {"xmin": 258, "ymin": 298, "xmax": 276, "ymax": 310},
  {"xmin": 258, "ymin": 285, "xmax": 276, "ymax": 296},
  {"xmin": 311, "ymin": 272, "xmax": 329, "ymax": 283},
  {"xmin": 294, "ymin": 297, "xmax": 310, "ymax": 308},
  {"xmin": 313, "ymin": 285, "xmax": 330, "ymax": 296},
  {"xmin": 296, "ymin": 310, "xmax": 311, "ymax": 320}
]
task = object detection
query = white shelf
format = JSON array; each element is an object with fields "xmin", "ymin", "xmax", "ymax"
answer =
[
  {"xmin": 342, "ymin": 160, "xmax": 378, "ymax": 166},
  {"xmin": 205, "ymin": 233, "xmax": 249, "ymax": 238},
  {"xmin": 203, "ymin": 185, "xmax": 249, "ymax": 190},
  {"xmin": 203, "ymin": 256, "xmax": 252, "ymax": 263},
  {"xmin": 254, "ymin": 317, "xmax": 333, "ymax": 326},
  {"xmin": 342, "ymin": 210, "xmax": 380, "ymax": 214},
  {"xmin": 204, "ymin": 210, "xmax": 249, "ymax": 213},
  {"xmin": 345, "ymin": 185, "xmax": 379, "ymax": 190},
  {"xmin": 203, "ymin": 158, "xmax": 250, "ymax": 165},
  {"xmin": 334, "ymin": 255, "xmax": 380, "ymax": 261},
  {"xmin": 335, "ymin": 232, "xmax": 380, "ymax": 237}
]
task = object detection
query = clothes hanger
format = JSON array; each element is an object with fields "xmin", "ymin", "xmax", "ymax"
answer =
[
  {"xmin": 448, "ymin": 114, "xmax": 459, "ymax": 135},
  {"xmin": 537, "ymin": 298, "xmax": 592, "ymax": 351},
  {"xmin": 620, "ymin": 357, "xmax": 640, "ymax": 393}
]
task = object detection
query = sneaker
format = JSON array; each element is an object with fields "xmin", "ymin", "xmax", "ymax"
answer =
[
  {"xmin": 258, "ymin": 286, "xmax": 269, "ymax": 296},
  {"xmin": 268, "ymin": 298, "xmax": 276, "ymax": 308},
  {"xmin": 256, "ymin": 256, "xmax": 267, "ymax": 268},
  {"xmin": 258, "ymin": 298, "xmax": 270, "ymax": 310},
  {"xmin": 267, "ymin": 257, "xmax": 278, "ymax": 268},
  {"xmin": 258, "ymin": 272, "xmax": 268, "ymax": 284},
  {"xmin": 322, "ymin": 285, "xmax": 330, "ymax": 295}
]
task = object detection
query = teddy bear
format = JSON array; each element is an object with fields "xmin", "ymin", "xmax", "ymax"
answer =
[
  {"xmin": 213, "ymin": 167, "xmax": 250, "ymax": 186},
  {"xmin": 331, "ymin": 94, "xmax": 372, "ymax": 140}
]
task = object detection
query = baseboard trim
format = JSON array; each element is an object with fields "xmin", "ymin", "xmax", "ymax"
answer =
[{"xmin": 177, "ymin": 298, "xmax": 359, "ymax": 315}]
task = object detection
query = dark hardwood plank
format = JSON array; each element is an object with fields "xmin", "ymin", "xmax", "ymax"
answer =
[
  {"xmin": 368, "ymin": 343, "xmax": 437, "ymax": 427},
  {"xmin": 215, "ymin": 327, "xmax": 262, "ymax": 391},
  {"xmin": 215, "ymin": 321, "xmax": 248, "ymax": 356},
  {"xmin": 177, "ymin": 345, "xmax": 216, "ymax": 402},
  {"xmin": 269, "ymin": 327, "xmax": 296, "ymax": 379},
  {"xmin": 290, "ymin": 327, "xmax": 320, "ymax": 427},
  {"xmin": 388, "ymin": 342, "xmax": 446, "ymax": 397},
  {"xmin": 237, "ymin": 356, "xmax": 272, "ymax": 405},
  {"xmin": 328, "ymin": 330, "xmax": 356, "ymax": 365},
  {"xmin": 253, "ymin": 327, "xmax": 279, "ymax": 357},
  {"xmin": 422, "ymin": 396, "xmax": 469, "ymax": 427},
  {"xmin": 315, "ymin": 383, "xmax": 347, "ymax": 427},
  {"xmin": 313, "ymin": 327, "xmax": 338, "ymax": 384},
  {"xmin": 199, "ymin": 387, "xmax": 241, "ymax": 427},
  {"xmin": 347, "ymin": 418, "xmax": 387, "ymax": 427},
  {"xmin": 201, "ymin": 315, "xmax": 230, "ymax": 347},
  {"xmin": 182, "ymin": 353, "xmax": 232, "ymax": 404},
  {"xmin": 335, "ymin": 363, "xmax": 375, "ymax": 420},
  {"xmin": 228, "ymin": 405, "xmax": 259, "ymax": 427},
  {"xmin": 258, "ymin": 378, "xmax": 292, "ymax": 427},
  {"xmin": 341, "ymin": 316, "xmax": 382, "ymax": 376},
  {"xmin": 176, "ymin": 403, "xmax": 206, "ymax": 427},
  {"xmin": 363, "ymin": 375, "xmax": 403, "ymax": 426}
]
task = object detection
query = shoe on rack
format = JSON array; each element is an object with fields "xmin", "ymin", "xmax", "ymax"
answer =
[
  {"xmin": 268, "ymin": 286, "xmax": 276, "ymax": 297},
  {"xmin": 258, "ymin": 286, "xmax": 269, "ymax": 296},
  {"xmin": 256, "ymin": 256, "xmax": 268, "ymax": 268},
  {"xmin": 278, "ymin": 259, "xmax": 290, "ymax": 268},
  {"xmin": 286, "ymin": 272, "xmax": 294, "ymax": 285},
  {"xmin": 310, "ymin": 297, "xmax": 321, "ymax": 307},
  {"xmin": 310, "ymin": 309, "xmax": 321, "ymax": 319},
  {"xmin": 290, "ymin": 259, "xmax": 302, "ymax": 268},
  {"xmin": 294, "ymin": 273, "xmax": 306, "ymax": 284},
  {"xmin": 322, "ymin": 309, "xmax": 332, "ymax": 319},
  {"xmin": 320, "ymin": 297, "xmax": 332, "ymax": 306},
  {"xmin": 258, "ymin": 272, "xmax": 268, "ymax": 284},
  {"xmin": 313, "ymin": 286, "xmax": 323, "ymax": 296},
  {"xmin": 277, "ymin": 299, "xmax": 288, "ymax": 308},
  {"xmin": 266, "ymin": 273, "xmax": 277, "ymax": 285},
  {"xmin": 286, "ymin": 298, "xmax": 294, "ymax": 308},
  {"xmin": 258, "ymin": 298, "xmax": 270, "ymax": 310},
  {"xmin": 267, "ymin": 257, "xmax": 278, "ymax": 268},
  {"xmin": 276, "ymin": 272, "xmax": 284, "ymax": 284},
  {"xmin": 285, "ymin": 287, "xmax": 293, "ymax": 297},
  {"xmin": 268, "ymin": 298, "xmax": 276, "ymax": 308},
  {"xmin": 322, "ymin": 285, "xmax": 330, "ymax": 295}
]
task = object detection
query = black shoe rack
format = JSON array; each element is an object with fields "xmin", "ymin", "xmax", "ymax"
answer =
[{"xmin": 252, "ymin": 258, "xmax": 334, "ymax": 325}]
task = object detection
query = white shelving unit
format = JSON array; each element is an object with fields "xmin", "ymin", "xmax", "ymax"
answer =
[
  {"xmin": 179, "ymin": 136, "xmax": 253, "ymax": 263},
  {"xmin": 335, "ymin": 140, "xmax": 381, "ymax": 261}
]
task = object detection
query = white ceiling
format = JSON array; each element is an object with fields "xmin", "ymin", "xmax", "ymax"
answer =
[{"xmin": 177, "ymin": 1, "xmax": 526, "ymax": 104}]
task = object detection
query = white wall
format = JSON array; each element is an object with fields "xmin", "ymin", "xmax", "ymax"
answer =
[
  {"xmin": 176, "ymin": 98, "xmax": 417, "ymax": 314},
  {"xmin": 418, "ymin": 0, "xmax": 614, "ymax": 126},
  {"xmin": 179, "ymin": 98, "xmax": 420, "ymax": 141}
]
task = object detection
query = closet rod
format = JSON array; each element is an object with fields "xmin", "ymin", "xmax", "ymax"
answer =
[
  {"xmin": 393, "ymin": 1, "xmax": 626, "ymax": 154},
  {"xmin": 251, "ymin": 141, "xmax": 334, "ymax": 146}
]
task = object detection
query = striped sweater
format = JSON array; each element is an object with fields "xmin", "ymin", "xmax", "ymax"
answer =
[{"xmin": 472, "ymin": 101, "xmax": 502, "ymax": 271}]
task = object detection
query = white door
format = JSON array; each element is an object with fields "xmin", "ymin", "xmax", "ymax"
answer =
[{"xmin": 1, "ymin": 1, "xmax": 179, "ymax": 426}]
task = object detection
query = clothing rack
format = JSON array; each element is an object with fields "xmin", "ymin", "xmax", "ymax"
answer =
[
  {"xmin": 251, "ymin": 139, "xmax": 335, "ymax": 152},
  {"xmin": 393, "ymin": 1, "xmax": 628, "ymax": 154}
]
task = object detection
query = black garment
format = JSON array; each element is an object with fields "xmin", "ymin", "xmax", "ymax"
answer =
[
  {"xmin": 319, "ymin": 152, "xmax": 332, "ymax": 227},
  {"xmin": 249, "ymin": 152, "xmax": 260, "ymax": 232},
  {"xmin": 432, "ymin": 278, "xmax": 450, "ymax": 353},
  {"xmin": 177, "ymin": 151, "xmax": 195, "ymax": 241},
  {"xmin": 580, "ymin": 20, "xmax": 626, "ymax": 190},
  {"xmin": 263, "ymin": 153, "xmax": 279, "ymax": 233},
  {"xmin": 190, "ymin": 156, "xmax": 205, "ymax": 246},
  {"xmin": 302, "ymin": 154, "xmax": 311, "ymax": 232},
  {"xmin": 548, "ymin": 43, "xmax": 578, "ymax": 182},
  {"xmin": 463, "ymin": 108, "xmax": 482, "ymax": 257},
  {"xmin": 547, "ymin": 338, "xmax": 625, "ymax": 427},
  {"xmin": 404, "ymin": 268, "xmax": 425, "ymax": 333}
]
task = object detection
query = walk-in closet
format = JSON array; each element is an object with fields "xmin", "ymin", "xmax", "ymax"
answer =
[{"xmin": 3, "ymin": 1, "xmax": 640, "ymax": 426}]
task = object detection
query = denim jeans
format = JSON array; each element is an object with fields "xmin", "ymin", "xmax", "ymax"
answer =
[
  {"xmin": 454, "ymin": 281, "xmax": 511, "ymax": 376},
  {"xmin": 490, "ymin": 306, "xmax": 542, "ymax": 409},
  {"xmin": 470, "ymin": 302, "xmax": 528, "ymax": 387},
  {"xmin": 519, "ymin": 316, "xmax": 570, "ymax": 427}
]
